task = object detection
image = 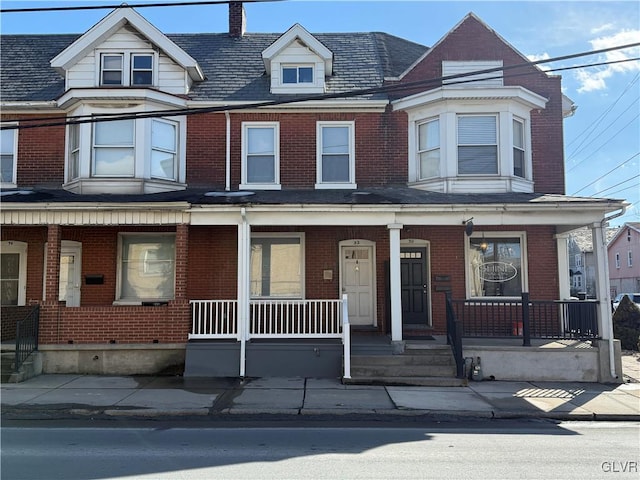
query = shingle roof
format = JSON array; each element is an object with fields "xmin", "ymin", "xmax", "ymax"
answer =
[{"xmin": 0, "ymin": 32, "xmax": 428, "ymax": 102}]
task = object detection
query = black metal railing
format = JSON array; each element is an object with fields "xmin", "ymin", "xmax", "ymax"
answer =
[
  {"xmin": 448, "ymin": 294, "xmax": 600, "ymax": 344},
  {"xmin": 14, "ymin": 305, "xmax": 40, "ymax": 373},
  {"xmin": 445, "ymin": 293, "xmax": 465, "ymax": 378}
]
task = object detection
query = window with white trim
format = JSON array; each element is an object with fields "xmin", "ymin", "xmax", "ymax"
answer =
[
  {"xmin": 250, "ymin": 234, "xmax": 304, "ymax": 298},
  {"xmin": 100, "ymin": 52, "xmax": 155, "ymax": 87},
  {"xmin": 466, "ymin": 233, "xmax": 527, "ymax": 298},
  {"xmin": 118, "ymin": 233, "xmax": 175, "ymax": 302},
  {"xmin": 316, "ymin": 122, "xmax": 356, "ymax": 188},
  {"xmin": 93, "ymin": 119, "xmax": 135, "ymax": 176},
  {"xmin": 513, "ymin": 118, "xmax": 526, "ymax": 178},
  {"xmin": 628, "ymin": 250, "xmax": 633, "ymax": 267},
  {"xmin": 1, "ymin": 125, "xmax": 17, "ymax": 186},
  {"xmin": 151, "ymin": 119, "xmax": 178, "ymax": 181},
  {"xmin": 575, "ymin": 254, "xmax": 583, "ymax": 268},
  {"xmin": 457, "ymin": 115, "xmax": 498, "ymax": 175},
  {"xmin": 1, "ymin": 241, "xmax": 27, "ymax": 306},
  {"xmin": 417, "ymin": 118, "xmax": 440, "ymax": 179},
  {"xmin": 573, "ymin": 275, "xmax": 583, "ymax": 289},
  {"xmin": 241, "ymin": 123, "xmax": 280, "ymax": 189},
  {"xmin": 282, "ymin": 65, "xmax": 313, "ymax": 84}
]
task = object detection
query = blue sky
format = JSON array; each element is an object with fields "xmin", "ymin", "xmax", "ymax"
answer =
[{"xmin": 2, "ymin": 0, "xmax": 639, "ymax": 226}]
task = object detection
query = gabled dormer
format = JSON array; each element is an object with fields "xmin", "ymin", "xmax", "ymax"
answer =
[
  {"xmin": 262, "ymin": 24, "xmax": 333, "ymax": 94},
  {"xmin": 50, "ymin": 7, "xmax": 204, "ymax": 96},
  {"xmin": 50, "ymin": 8, "xmax": 203, "ymax": 195}
]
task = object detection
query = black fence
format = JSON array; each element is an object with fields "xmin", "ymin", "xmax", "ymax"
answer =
[
  {"xmin": 14, "ymin": 305, "xmax": 40, "ymax": 373},
  {"xmin": 446, "ymin": 293, "xmax": 600, "ymax": 346}
]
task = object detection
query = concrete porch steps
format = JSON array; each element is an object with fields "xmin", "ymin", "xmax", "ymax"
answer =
[
  {"xmin": 0, "ymin": 350, "xmax": 41, "ymax": 384},
  {"xmin": 345, "ymin": 344, "xmax": 468, "ymax": 387}
]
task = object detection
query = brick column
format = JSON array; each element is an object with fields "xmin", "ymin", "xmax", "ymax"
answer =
[
  {"xmin": 44, "ymin": 224, "xmax": 61, "ymax": 305},
  {"xmin": 174, "ymin": 224, "xmax": 189, "ymax": 303}
]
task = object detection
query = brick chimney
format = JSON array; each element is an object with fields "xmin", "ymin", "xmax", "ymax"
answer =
[{"xmin": 229, "ymin": 2, "xmax": 246, "ymax": 38}]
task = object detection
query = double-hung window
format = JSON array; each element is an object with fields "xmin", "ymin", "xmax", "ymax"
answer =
[
  {"xmin": 118, "ymin": 234, "xmax": 175, "ymax": 302},
  {"xmin": 151, "ymin": 119, "xmax": 178, "ymax": 181},
  {"xmin": 1, "ymin": 125, "xmax": 17, "ymax": 186},
  {"xmin": 513, "ymin": 118, "xmax": 525, "ymax": 178},
  {"xmin": 68, "ymin": 123, "xmax": 80, "ymax": 180},
  {"xmin": 100, "ymin": 52, "xmax": 154, "ymax": 87},
  {"xmin": 417, "ymin": 119, "xmax": 440, "ymax": 179},
  {"xmin": 93, "ymin": 119, "xmax": 135, "ymax": 176},
  {"xmin": 282, "ymin": 65, "xmax": 313, "ymax": 84},
  {"xmin": 457, "ymin": 115, "xmax": 498, "ymax": 175},
  {"xmin": 250, "ymin": 234, "xmax": 303, "ymax": 298},
  {"xmin": 316, "ymin": 121, "xmax": 355, "ymax": 188},
  {"xmin": 0, "ymin": 241, "xmax": 27, "ymax": 306},
  {"xmin": 467, "ymin": 233, "xmax": 527, "ymax": 298},
  {"xmin": 242, "ymin": 123, "xmax": 279, "ymax": 189}
]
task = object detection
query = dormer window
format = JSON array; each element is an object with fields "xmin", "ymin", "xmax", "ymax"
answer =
[
  {"xmin": 99, "ymin": 51, "xmax": 155, "ymax": 87},
  {"xmin": 282, "ymin": 65, "xmax": 313, "ymax": 84}
]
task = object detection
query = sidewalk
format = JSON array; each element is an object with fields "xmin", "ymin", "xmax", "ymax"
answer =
[{"xmin": 2, "ymin": 373, "xmax": 639, "ymax": 421}]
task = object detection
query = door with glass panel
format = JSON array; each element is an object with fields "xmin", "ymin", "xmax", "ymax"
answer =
[
  {"xmin": 341, "ymin": 244, "xmax": 375, "ymax": 326},
  {"xmin": 59, "ymin": 243, "xmax": 82, "ymax": 307}
]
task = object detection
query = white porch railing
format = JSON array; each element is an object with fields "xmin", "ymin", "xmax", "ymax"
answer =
[{"xmin": 189, "ymin": 298, "xmax": 344, "ymax": 339}]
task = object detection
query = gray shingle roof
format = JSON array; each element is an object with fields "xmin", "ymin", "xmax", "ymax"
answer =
[{"xmin": 0, "ymin": 32, "xmax": 428, "ymax": 102}]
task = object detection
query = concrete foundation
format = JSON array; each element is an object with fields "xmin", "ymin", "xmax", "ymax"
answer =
[{"xmin": 40, "ymin": 344, "xmax": 186, "ymax": 375}]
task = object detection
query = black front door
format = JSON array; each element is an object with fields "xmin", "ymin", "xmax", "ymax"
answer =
[{"xmin": 401, "ymin": 247, "xmax": 430, "ymax": 326}]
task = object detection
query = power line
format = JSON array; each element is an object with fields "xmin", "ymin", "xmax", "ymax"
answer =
[
  {"xmin": 0, "ymin": 0, "xmax": 280, "ymax": 14},
  {"xmin": 590, "ymin": 175, "xmax": 640, "ymax": 197},
  {"xmin": 572, "ymin": 152, "xmax": 640, "ymax": 195},
  {"xmin": 2, "ymin": 50, "xmax": 638, "ymax": 131}
]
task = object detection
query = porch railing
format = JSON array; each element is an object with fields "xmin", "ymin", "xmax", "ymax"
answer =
[
  {"xmin": 447, "ymin": 293, "xmax": 600, "ymax": 344},
  {"xmin": 189, "ymin": 298, "xmax": 344, "ymax": 339},
  {"xmin": 14, "ymin": 305, "xmax": 40, "ymax": 373}
]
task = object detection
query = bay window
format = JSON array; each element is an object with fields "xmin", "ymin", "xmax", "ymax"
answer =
[
  {"xmin": 118, "ymin": 234, "xmax": 175, "ymax": 302},
  {"xmin": 467, "ymin": 233, "xmax": 527, "ymax": 298},
  {"xmin": 1, "ymin": 125, "xmax": 17, "ymax": 186},
  {"xmin": 513, "ymin": 118, "xmax": 525, "ymax": 178},
  {"xmin": 417, "ymin": 118, "xmax": 440, "ymax": 179},
  {"xmin": 93, "ymin": 119, "xmax": 135, "ymax": 176},
  {"xmin": 151, "ymin": 119, "xmax": 177, "ymax": 180}
]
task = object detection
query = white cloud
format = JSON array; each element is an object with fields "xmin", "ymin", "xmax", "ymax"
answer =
[
  {"xmin": 590, "ymin": 23, "xmax": 615, "ymax": 35},
  {"xmin": 575, "ymin": 29, "xmax": 640, "ymax": 93},
  {"xmin": 527, "ymin": 53, "xmax": 552, "ymax": 71}
]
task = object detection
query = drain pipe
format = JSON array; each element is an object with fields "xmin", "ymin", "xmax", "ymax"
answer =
[
  {"xmin": 225, "ymin": 111, "xmax": 231, "ymax": 191},
  {"xmin": 601, "ymin": 205, "xmax": 627, "ymax": 379}
]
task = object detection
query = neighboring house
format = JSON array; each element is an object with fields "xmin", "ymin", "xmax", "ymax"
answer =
[
  {"xmin": 568, "ymin": 227, "xmax": 619, "ymax": 298},
  {"xmin": 0, "ymin": 3, "xmax": 626, "ymax": 382},
  {"xmin": 608, "ymin": 222, "xmax": 640, "ymax": 296}
]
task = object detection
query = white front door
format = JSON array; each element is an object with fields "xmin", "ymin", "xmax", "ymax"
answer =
[
  {"xmin": 341, "ymin": 243, "xmax": 375, "ymax": 326},
  {"xmin": 59, "ymin": 245, "xmax": 81, "ymax": 307}
]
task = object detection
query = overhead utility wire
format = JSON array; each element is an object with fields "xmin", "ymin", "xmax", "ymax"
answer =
[
  {"xmin": 2, "ymin": 45, "xmax": 638, "ymax": 131},
  {"xmin": 571, "ymin": 152, "xmax": 640, "ymax": 195},
  {"xmin": 5, "ymin": 56, "xmax": 636, "ymax": 128},
  {"xmin": 590, "ymin": 175, "xmax": 640, "ymax": 197},
  {"xmin": 0, "ymin": 0, "xmax": 281, "ymax": 14}
]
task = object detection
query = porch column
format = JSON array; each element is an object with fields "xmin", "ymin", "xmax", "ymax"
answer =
[
  {"xmin": 555, "ymin": 233, "xmax": 571, "ymax": 300},
  {"xmin": 591, "ymin": 222, "xmax": 613, "ymax": 340},
  {"xmin": 237, "ymin": 209, "xmax": 251, "ymax": 376},
  {"xmin": 45, "ymin": 224, "xmax": 61, "ymax": 305},
  {"xmin": 388, "ymin": 223, "xmax": 403, "ymax": 342},
  {"xmin": 174, "ymin": 224, "xmax": 189, "ymax": 303}
]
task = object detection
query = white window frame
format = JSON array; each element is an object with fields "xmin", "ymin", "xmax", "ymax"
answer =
[
  {"xmin": 465, "ymin": 231, "xmax": 528, "ymax": 299},
  {"xmin": 1, "ymin": 123, "xmax": 18, "ymax": 187},
  {"xmin": 92, "ymin": 118, "xmax": 136, "ymax": 177},
  {"xmin": 573, "ymin": 275, "xmax": 583, "ymax": 289},
  {"xmin": 628, "ymin": 250, "xmax": 633, "ymax": 267},
  {"xmin": 1, "ymin": 241, "xmax": 27, "ymax": 306},
  {"xmin": 416, "ymin": 118, "xmax": 440, "ymax": 180},
  {"xmin": 316, "ymin": 121, "xmax": 356, "ymax": 189},
  {"xmin": 100, "ymin": 53, "xmax": 124, "ymax": 86},
  {"xmin": 150, "ymin": 118, "xmax": 178, "ymax": 181},
  {"xmin": 513, "ymin": 117, "xmax": 526, "ymax": 178},
  {"xmin": 98, "ymin": 50, "xmax": 157, "ymax": 87},
  {"xmin": 240, "ymin": 122, "xmax": 280, "ymax": 190},
  {"xmin": 615, "ymin": 253, "xmax": 621, "ymax": 269},
  {"xmin": 250, "ymin": 233, "xmax": 305, "ymax": 299},
  {"xmin": 575, "ymin": 254, "xmax": 583, "ymax": 268},
  {"xmin": 457, "ymin": 114, "xmax": 499, "ymax": 176},
  {"xmin": 131, "ymin": 53, "xmax": 154, "ymax": 86},
  {"xmin": 68, "ymin": 123, "xmax": 80, "ymax": 181},
  {"xmin": 282, "ymin": 64, "xmax": 314, "ymax": 84},
  {"xmin": 115, "ymin": 233, "xmax": 176, "ymax": 304}
]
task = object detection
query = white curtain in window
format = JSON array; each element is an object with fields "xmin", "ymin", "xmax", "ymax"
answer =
[
  {"xmin": 120, "ymin": 235, "xmax": 175, "ymax": 300},
  {"xmin": 458, "ymin": 116, "xmax": 497, "ymax": 175},
  {"xmin": 93, "ymin": 119, "xmax": 135, "ymax": 176}
]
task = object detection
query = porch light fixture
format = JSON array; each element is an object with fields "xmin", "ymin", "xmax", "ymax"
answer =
[
  {"xmin": 480, "ymin": 234, "xmax": 489, "ymax": 253},
  {"xmin": 462, "ymin": 217, "xmax": 474, "ymax": 236}
]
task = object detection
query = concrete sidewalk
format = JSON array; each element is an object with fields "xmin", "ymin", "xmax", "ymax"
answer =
[{"xmin": 2, "ymin": 374, "xmax": 639, "ymax": 421}]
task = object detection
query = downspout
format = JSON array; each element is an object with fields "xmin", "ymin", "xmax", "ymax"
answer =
[
  {"xmin": 601, "ymin": 205, "xmax": 627, "ymax": 378},
  {"xmin": 225, "ymin": 111, "xmax": 231, "ymax": 191}
]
